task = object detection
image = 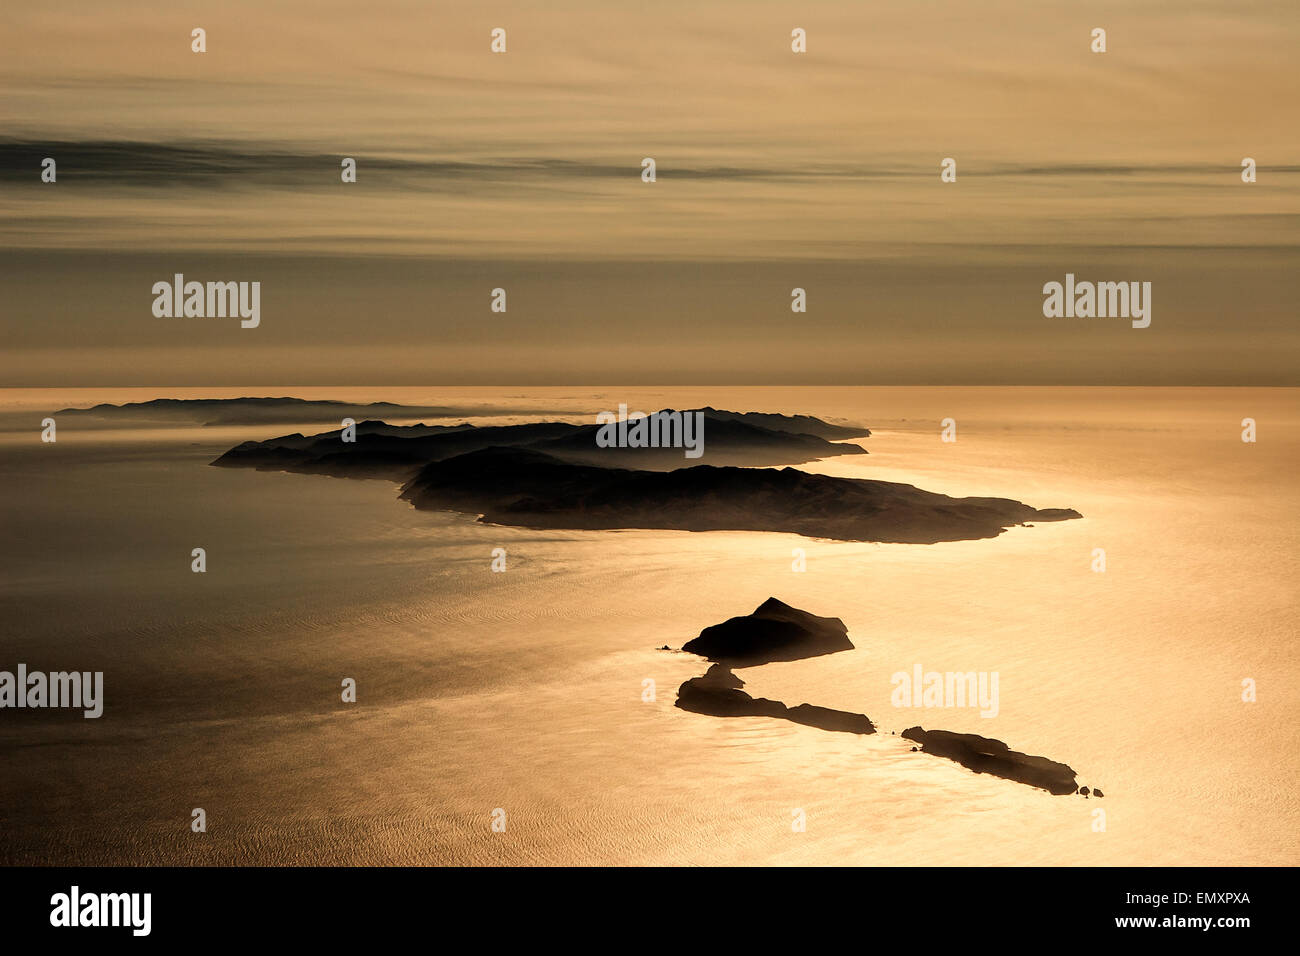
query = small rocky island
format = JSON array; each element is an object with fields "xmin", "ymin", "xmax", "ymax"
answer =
[
  {"xmin": 900, "ymin": 727, "xmax": 1080, "ymax": 795},
  {"xmin": 674, "ymin": 599, "xmax": 1092, "ymax": 797},
  {"xmin": 682, "ymin": 597, "xmax": 854, "ymax": 665},
  {"xmin": 678, "ymin": 663, "xmax": 877, "ymax": 735}
]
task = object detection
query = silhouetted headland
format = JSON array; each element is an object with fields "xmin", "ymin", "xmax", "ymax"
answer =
[{"xmin": 691, "ymin": 407, "xmax": 869, "ymax": 440}]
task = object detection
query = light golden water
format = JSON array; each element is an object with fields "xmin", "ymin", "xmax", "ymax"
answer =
[{"xmin": 0, "ymin": 387, "xmax": 1295, "ymax": 864}]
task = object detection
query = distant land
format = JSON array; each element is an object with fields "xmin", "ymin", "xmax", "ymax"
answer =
[
  {"xmin": 674, "ymin": 599, "xmax": 1088, "ymax": 796},
  {"xmin": 52, "ymin": 396, "xmax": 558, "ymax": 427}
]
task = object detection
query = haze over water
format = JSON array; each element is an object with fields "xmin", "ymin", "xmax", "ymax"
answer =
[{"xmin": 1, "ymin": 386, "xmax": 1295, "ymax": 865}]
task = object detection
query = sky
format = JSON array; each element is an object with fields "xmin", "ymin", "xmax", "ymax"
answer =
[{"xmin": 1, "ymin": 0, "xmax": 1297, "ymax": 385}]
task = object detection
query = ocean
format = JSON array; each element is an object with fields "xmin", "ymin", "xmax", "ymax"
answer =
[{"xmin": 0, "ymin": 386, "xmax": 1295, "ymax": 865}]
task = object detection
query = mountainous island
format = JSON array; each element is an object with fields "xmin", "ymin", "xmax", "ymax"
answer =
[
  {"xmin": 396, "ymin": 447, "xmax": 1079, "ymax": 543},
  {"xmin": 208, "ymin": 404, "xmax": 1079, "ymax": 543}
]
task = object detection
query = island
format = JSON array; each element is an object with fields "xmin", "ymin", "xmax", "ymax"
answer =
[
  {"xmin": 682, "ymin": 597, "xmax": 854, "ymax": 665},
  {"xmin": 900, "ymin": 727, "xmax": 1080, "ymax": 795},
  {"xmin": 677, "ymin": 662, "xmax": 877, "ymax": 734},
  {"xmin": 209, "ymin": 405, "xmax": 1080, "ymax": 543},
  {"xmin": 396, "ymin": 448, "xmax": 1079, "ymax": 543}
]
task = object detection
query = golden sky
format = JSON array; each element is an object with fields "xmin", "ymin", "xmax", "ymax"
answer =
[{"xmin": 1, "ymin": 0, "xmax": 1297, "ymax": 384}]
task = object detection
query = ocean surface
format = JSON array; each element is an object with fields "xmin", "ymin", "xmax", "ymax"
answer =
[{"xmin": 0, "ymin": 386, "xmax": 1296, "ymax": 865}]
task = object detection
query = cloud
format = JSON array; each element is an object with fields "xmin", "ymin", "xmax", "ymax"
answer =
[
  {"xmin": 0, "ymin": 138, "xmax": 864, "ymax": 188},
  {"xmin": 10, "ymin": 139, "xmax": 1296, "ymax": 191}
]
